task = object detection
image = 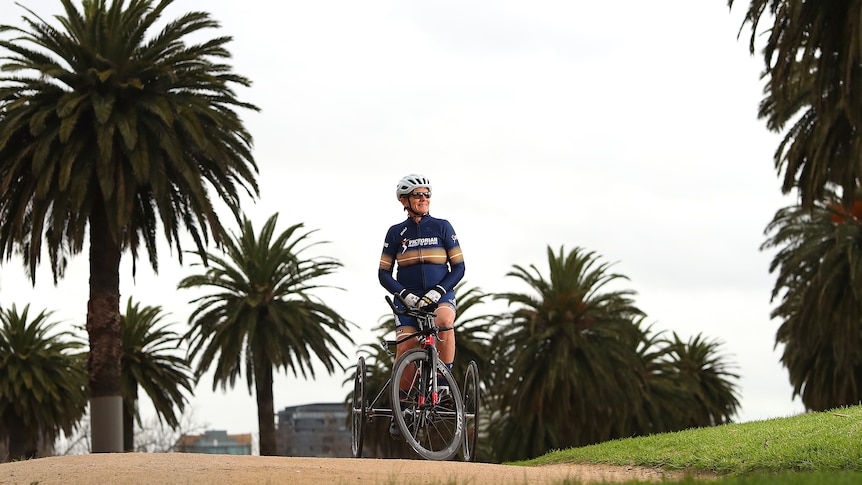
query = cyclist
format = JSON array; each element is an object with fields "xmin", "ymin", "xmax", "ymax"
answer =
[{"xmin": 378, "ymin": 173, "xmax": 465, "ymax": 438}]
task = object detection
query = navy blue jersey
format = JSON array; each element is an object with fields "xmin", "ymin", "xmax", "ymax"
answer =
[{"xmin": 378, "ymin": 215, "xmax": 465, "ymax": 295}]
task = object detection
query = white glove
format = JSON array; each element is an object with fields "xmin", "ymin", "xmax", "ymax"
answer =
[
  {"xmin": 420, "ymin": 286, "xmax": 444, "ymax": 306},
  {"xmin": 400, "ymin": 291, "xmax": 420, "ymax": 307}
]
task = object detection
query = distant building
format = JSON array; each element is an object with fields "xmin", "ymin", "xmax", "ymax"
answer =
[
  {"xmin": 175, "ymin": 430, "xmax": 252, "ymax": 455},
  {"xmin": 277, "ymin": 402, "xmax": 351, "ymax": 457}
]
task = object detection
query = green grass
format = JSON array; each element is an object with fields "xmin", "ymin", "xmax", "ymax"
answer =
[
  {"xmin": 511, "ymin": 405, "xmax": 862, "ymax": 483},
  {"xmin": 642, "ymin": 472, "xmax": 862, "ymax": 485}
]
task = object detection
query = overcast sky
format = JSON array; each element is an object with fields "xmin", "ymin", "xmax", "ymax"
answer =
[{"xmin": 2, "ymin": 0, "xmax": 807, "ymax": 439}]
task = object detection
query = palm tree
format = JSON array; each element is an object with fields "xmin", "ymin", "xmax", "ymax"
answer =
[
  {"xmin": 121, "ymin": 298, "xmax": 194, "ymax": 452},
  {"xmin": 664, "ymin": 333, "xmax": 740, "ymax": 427},
  {"xmin": 0, "ymin": 0, "xmax": 258, "ymax": 452},
  {"xmin": 627, "ymin": 324, "xmax": 740, "ymax": 435},
  {"xmin": 730, "ymin": 0, "xmax": 862, "ymax": 208},
  {"xmin": 762, "ymin": 193, "xmax": 862, "ymax": 410},
  {"xmin": 488, "ymin": 246, "xmax": 647, "ymax": 461},
  {"xmin": 0, "ymin": 304, "xmax": 88, "ymax": 461},
  {"xmin": 180, "ymin": 214, "xmax": 353, "ymax": 456},
  {"xmin": 626, "ymin": 321, "xmax": 694, "ymax": 436}
]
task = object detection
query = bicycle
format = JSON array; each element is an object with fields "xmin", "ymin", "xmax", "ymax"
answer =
[{"xmin": 351, "ymin": 294, "xmax": 480, "ymax": 461}]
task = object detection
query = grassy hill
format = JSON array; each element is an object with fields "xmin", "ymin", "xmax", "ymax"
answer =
[{"xmin": 513, "ymin": 404, "xmax": 862, "ymax": 483}]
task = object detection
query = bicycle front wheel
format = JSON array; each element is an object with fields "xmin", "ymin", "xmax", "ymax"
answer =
[
  {"xmin": 390, "ymin": 348, "xmax": 464, "ymax": 461},
  {"xmin": 351, "ymin": 356, "xmax": 367, "ymax": 458}
]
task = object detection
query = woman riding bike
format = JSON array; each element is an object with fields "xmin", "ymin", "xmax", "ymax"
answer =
[{"xmin": 378, "ymin": 173, "xmax": 465, "ymax": 437}]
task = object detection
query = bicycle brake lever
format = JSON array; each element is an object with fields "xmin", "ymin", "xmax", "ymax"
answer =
[{"xmin": 387, "ymin": 294, "xmax": 409, "ymax": 315}]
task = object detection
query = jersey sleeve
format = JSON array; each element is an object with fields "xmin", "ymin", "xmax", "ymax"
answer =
[
  {"xmin": 378, "ymin": 227, "xmax": 404, "ymax": 294},
  {"xmin": 436, "ymin": 220, "xmax": 465, "ymax": 293}
]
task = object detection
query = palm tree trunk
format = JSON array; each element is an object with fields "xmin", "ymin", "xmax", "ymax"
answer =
[
  {"xmin": 123, "ymin": 399, "xmax": 135, "ymax": 452},
  {"xmin": 255, "ymin": 361, "xmax": 277, "ymax": 455},
  {"xmin": 87, "ymin": 197, "xmax": 124, "ymax": 453}
]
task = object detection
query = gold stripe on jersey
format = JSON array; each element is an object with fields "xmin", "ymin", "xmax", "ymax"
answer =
[
  {"xmin": 396, "ymin": 247, "xmax": 449, "ymax": 267},
  {"xmin": 379, "ymin": 253, "xmax": 394, "ymax": 271},
  {"xmin": 448, "ymin": 248, "xmax": 464, "ymax": 265}
]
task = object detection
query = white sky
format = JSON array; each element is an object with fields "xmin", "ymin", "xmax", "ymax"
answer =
[{"xmin": 2, "ymin": 0, "xmax": 806, "ymax": 438}]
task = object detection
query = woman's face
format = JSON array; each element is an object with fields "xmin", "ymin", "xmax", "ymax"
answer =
[{"xmin": 403, "ymin": 188, "xmax": 431, "ymax": 214}]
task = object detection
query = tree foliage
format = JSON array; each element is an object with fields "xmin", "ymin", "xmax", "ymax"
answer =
[
  {"xmin": 763, "ymin": 192, "xmax": 862, "ymax": 410},
  {"xmin": 481, "ymin": 246, "xmax": 739, "ymax": 461},
  {"xmin": 0, "ymin": 304, "xmax": 87, "ymax": 461},
  {"xmin": 730, "ymin": 0, "xmax": 862, "ymax": 207},
  {"xmin": 120, "ymin": 298, "xmax": 194, "ymax": 451},
  {"xmin": 487, "ymin": 246, "xmax": 647, "ymax": 460},
  {"xmin": 0, "ymin": 0, "xmax": 259, "ymax": 279}
]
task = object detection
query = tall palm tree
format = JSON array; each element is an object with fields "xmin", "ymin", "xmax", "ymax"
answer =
[
  {"xmin": 180, "ymin": 214, "xmax": 353, "ymax": 456},
  {"xmin": 762, "ymin": 192, "xmax": 862, "ymax": 410},
  {"xmin": 0, "ymin": 0, "xmax": 258, "ymax": 452},
  {"xmin": 730, "ymin": 0, "xmax": 862, "ymax": 208},
  {"xmin": 121, "ymin": 298, "xmax": 194, "ymax": 452},
  {"xmin": 488, "ymin": 246, "xmax": 647, "ymax": 461},
  {"xmin": 0, "ymin": 304, "xmax": 88, "ymax": 461}
]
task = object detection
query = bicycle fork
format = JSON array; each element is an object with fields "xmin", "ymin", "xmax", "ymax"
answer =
[{"xmin": 417, "ymin": 337, "xmax": 441, "ymax": 407}]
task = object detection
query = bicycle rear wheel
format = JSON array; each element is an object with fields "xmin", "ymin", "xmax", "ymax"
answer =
[
  {"xmin": 461, "ymin": 360, "xmax": 479, "ymax": 462},
  {"xmin": 390, "ymin": 348, "xmax": 464, "ymax": 461},
  {"xmin": 351, "ymin": 356, "xmax": 367, "ymax": 458}
]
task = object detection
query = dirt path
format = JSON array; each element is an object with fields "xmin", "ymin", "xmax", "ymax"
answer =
[{"xmin": 0, "ymin": 453, "xmax": 711, "ymax": 484}]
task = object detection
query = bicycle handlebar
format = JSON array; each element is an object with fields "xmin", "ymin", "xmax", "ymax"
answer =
[{"xmin": 386, "ymin": 293, "xmax": 438, "ymax": 317}]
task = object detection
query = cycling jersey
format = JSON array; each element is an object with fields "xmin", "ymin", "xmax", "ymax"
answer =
[{"xmin": 378, "ymin": 215, "xmax": 465, "ymax": 297}]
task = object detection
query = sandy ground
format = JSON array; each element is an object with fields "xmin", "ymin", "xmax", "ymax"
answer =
[{"xmin": 0, "ymin": 453, "xmax": 714, "ymax": 485}]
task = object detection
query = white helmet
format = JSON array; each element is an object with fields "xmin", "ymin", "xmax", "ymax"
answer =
[{"xmin": 395, "ymin": 174, "xmax": 432, "ymax": 199}]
